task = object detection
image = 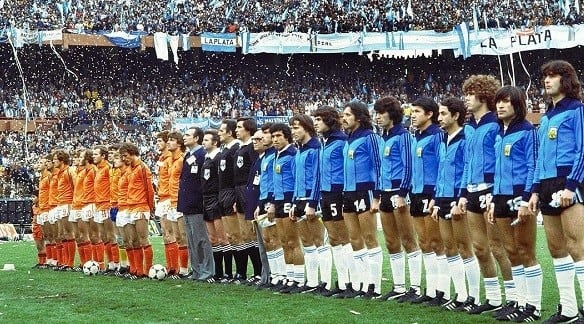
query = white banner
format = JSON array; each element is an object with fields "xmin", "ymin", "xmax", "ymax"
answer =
[{"xmin": 39, "ymin": 29, "xmax": 63, "ymax": 42}]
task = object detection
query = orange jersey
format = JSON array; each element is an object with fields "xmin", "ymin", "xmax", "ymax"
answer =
[
  {"xmin": 94, "ymin": 160, "xmax": 111, "ymax": 211},
  {"xmin": 127, "ymin": 160, "xmax": 155, "ymax": 212},
  {"xmin": 168, "ymin": 151, "xmax": 184, "ymax": 208},
  {"xmin": 81, "ymin": 165, "xmax": 96, "ymax": 205},
  {"xmin": 48, "ymin": 172, "xmax": 58, "ymax": 208},
  {"xmin": 157, "ymin": 151, "xmax": 172, "ymax": 200},
  {"xmin": 38, "ymin": 170, "xmax": 51, "ymax": 212},
  {"xmin": 72, "ymin": 167, "xmax": 86, "ymax": 209},
  {"xmin": 110, "ymin": 167, "xmax": 121, "ymax": 207},
  {"xmin": 55, "ymin": 166, "xmax": 74, "ymax": 205},
  {"xmin": 118, "ymin": 166, "xmax": 130, "ymax": 210}
]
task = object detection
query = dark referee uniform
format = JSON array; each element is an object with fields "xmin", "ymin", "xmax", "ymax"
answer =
[
  {"xmin": 234, "ymin": 139, "xmax": 259, "ymax": 217},
  {"xmin": 218, "ymin": 140, "xmax": 240, "ymax": 216},
  {"xmin": 202, "ymin": 148, "xmax": 221, "ymax": 222}
]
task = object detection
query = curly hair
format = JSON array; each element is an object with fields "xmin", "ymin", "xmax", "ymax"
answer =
[{"xmin": 462, "ymin": 75, "xmax": 500, "ymax": 111}]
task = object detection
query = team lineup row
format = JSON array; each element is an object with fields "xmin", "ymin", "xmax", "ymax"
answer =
[{"xmin": 30, "ymin": 59, "xmax": 584, "ymax": 323}]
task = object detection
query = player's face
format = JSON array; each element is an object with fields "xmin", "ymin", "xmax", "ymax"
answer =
[
  {"xmin": 167, "ymin": 138, "xmax": 179, "ymax": 152},
  {"xmin": 496, "ymin": 97, "xmax": 516, "ymax": 123},
  {"xmin": 92, "ymin": 149, "xmax": 103, "ymax": 164},
  {"xmin": 236, "ymin": 121, "xmax": 249, "ymax": 140},
  {"xmin": 45, "ymin": 159, "xmax": 53, "ymax": 171},
  {"xmin": 544, "ymin": 74, "xmax": 562, "ymax": 98},
  {"xmin": 375, "ymin": 111, "xmax": 392, "ymax": 129},
  {"xmin": 410, "ymin": 105, "xmax": 430, "ymax": 129},
  {"xmin": 464, "ymin": 93, "xmax": 482, "ymax": 113},
  {"xmin": 271, "ymin": 131, "xmax": 287, "ymax": 151},
  {"xmin": 156, "ymin": 137, "xmax": 167, "ymax": 152},
  {"xmin": 313, "ymin": 116, "xmax": 329, "ymax": 134},
  {"xmin": 53, "ymin": 157, "xmax": 62, "ymax": 168},
  {"xmin": 218, "ymin": 123, "xmax": 231, "ymax": 142},
  {"xmin": 37, "ymin": 159, "xmax": 46, "ymax": 172},
  {"xmin": 113, "ymin": 154, "xmax": 123, "ymax": 168},
  {"xmin": 252, "ymin": 130, "xmax": 265, "ymax": 153},
  {"xmin": 342, "ymin": 107, "xmax": 358, "ymax": 132},
  {"xmin": 183, "ymin": 130, "xmax": 196, "ymax": 147},
  {"xmin": 438, "ymin": 105, "xmax": 456, "ymax": 131},
  {"xmin": 262, "ymin": 129, "xmax": 273, "ymax": 147},
  {"xmin": 291, "ymin": 120, "xmax": 309, "ymax": 143},
  {"xmin": 120, "ymin": 152, "xmax": 132, "ymax": 165},
  {"xmin": 78, "ymin": 152, "xmax": 86, "ymax": 166},
  {"xmin": 108, "ymin": 150, "xmax": 116, "ymax": 163},
  {"xmin": 202, "ymin": 134, "xmax": 216, "ymax": 151}
]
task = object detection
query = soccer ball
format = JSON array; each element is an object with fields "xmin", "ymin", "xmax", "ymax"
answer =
[
  {"xmin": 148, "ymin": 264, "xmax": 167, "ymax": 280},
  {"xmin": 83, "ymin": 261, "xmax": 100, "ymax": 276}
]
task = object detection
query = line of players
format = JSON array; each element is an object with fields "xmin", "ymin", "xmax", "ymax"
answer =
[{"xmin": 30, "ymin": 60, "xmax": 584, "ymax": 323}]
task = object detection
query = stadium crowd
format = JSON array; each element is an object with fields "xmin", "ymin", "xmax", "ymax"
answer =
[{"xmin": 1, "ymin": 0, "xmax": 584, "ymax": 34}]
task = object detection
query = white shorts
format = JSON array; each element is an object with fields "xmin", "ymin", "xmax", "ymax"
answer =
[
  {"xmin": 69, "ymin": 209, "xmax": 82, "ymax": 222},
  {"xmin": 93, "ymin": 209, "xmax": 108, "ymax": 224},
  {"xmin": 56, "ymin": 204, "xmax": 70, "ymax": 220},
  {"xmin": 116, "ymin": 210, "xmax": 130, "ymax": 228},
  {"xmin": 167, "ymin": 208, "xmax": 183, "ymax": 222},
  {"xmin": 155, "ymin": 199, "xmax": 171, "ymax": 218},
  {"xmin": 128, "ymin": 211, "xmax": 150, "ymax": 224},
  {"xmin": 48, "ymin": 207, "xmax": 59, "ymax": 224},
  {"xmin": 38, "ymin": 212, "xmax": 48, "ymax": 225}
]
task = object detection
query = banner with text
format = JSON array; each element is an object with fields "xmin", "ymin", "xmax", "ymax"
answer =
[{"xmin": 201, "ymin": 32, "xmax": 236, "ymax": 52}]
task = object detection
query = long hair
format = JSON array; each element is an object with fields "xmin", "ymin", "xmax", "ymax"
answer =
[
  {"xmin": 494, "ymin": 86, "xmax": 527, "ymax": 124},
  {"xmin": 541, "ymin": 60, "xmax": 582, "ymax": 100},
  {"xmin": 345, "ymin": 100, "xmax": 372, "ymax": 130},
  {"xmin": 374, "ymin": 96, "xmax": 403, "ymax": 125},
  {"xmin": 312, "ymin": 105, "xmax": 341, "ymax": 131},
  {"xmin": 289, "ymin": 114, "xmax": 317, "ymax": 137},
  {"xmin": 462, "ymin": 75, "xmax": 500, "ymax": 111}
]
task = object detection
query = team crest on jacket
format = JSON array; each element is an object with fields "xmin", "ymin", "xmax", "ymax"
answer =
[
  {"xmin": 384, "ymin": 146, "xmax": 390, "ymax": 156},
  {"xmin": 548, "ymin": 127, "xmax": 557, "ymax": 140},
  {"xmin": 220, "ymin": 159, "xmax": 226, "ymax": 171},
  {"xmin": 504, "ymin": 144, "xmax": 512, "ymax": 157},
  {"xmin": 236, "ymin": 156, "xmax": 244, "ymax": 168},
  {"xmin": 204, "ymin": 169, "xmax": 210, "ymax": 180}
]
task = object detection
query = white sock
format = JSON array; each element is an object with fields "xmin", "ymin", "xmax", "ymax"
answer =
[
  {"xmin": 525, "ymin": 264, "xmax": 543, "ymax": 310},
  {"xmin": 464, "ymin": 256, "xmax": 481, "ymax": 300},
  {"xmin": 304, "ymin": 245, "xmax": 318, "ymax": 287},
  {"xmin": 368, "ymin": 246, "xmax": 383, "ymax": 294},
  {"xmin": 353, "ymin": 248, "xmax": 368, "ymax": 291},
  {"xmin": 294, "ymin": 264, "xmax": 305, "ymax": 285},
  {"xmin": 343, "ymin": 244, "xmax": 356, "ymax": 289},
  {"xmin": 436, "ymin": 254, "xmax": 450, "ymax": 300},
  {"xmin": 318, "ymin": 245, "xmax": 333, "ymax": 289},
  {"xmin": 503, "ymin": 279, "xmax": 516, "ymax": 306},
  {"xmin": 484, "ymin": 277, "xmax": 502, "ymax": 306},
  {"xmin": 275, "ymin": 248, "xmax": 286, "ymax": 279},
  {"xmin": 511, "ymin": 265, "xmax": 525, "ymax": 305},
  {"xmin": 448, "ymin": 254, "xmax": 468, "ymax": 302},
  {"xmin": 389, "ymin": 251, "xmax": 406, "ymax": 292},
  {"xmin": 554, "ymin": 256, "xmax": 578, "ymax": 317},
  {"xmin": 423, "ymin": 252, "xmax": 437, "ymax": 297},
  {"xmin": 575, "ymin": 261, "xmax": 584, "ymax": 308},
  {"xmin": 331, "ymin": 244, "xmax": 349, "ymax": 288},
  {"xmin": 267, "ymin": 249, "xmax": 284, "ymax": 283},
  {"xmin": 286, "ymin": 263, "xmax": 294, "ymax": 283},
  {"xmin": 408, "ymin": 250, "xmax": 422, "ymax": 293}
]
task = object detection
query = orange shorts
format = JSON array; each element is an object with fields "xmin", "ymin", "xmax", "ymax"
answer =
[{"xmin": 32, "ymin": 223, "xmax": 44, "ymax": 241}]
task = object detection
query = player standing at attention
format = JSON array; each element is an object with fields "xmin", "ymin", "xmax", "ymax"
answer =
[
  {"xmin": 166, "ymin": 131, "xmax": 185, "ymax": 278},
  {"xmin": 72, "ymin": 150, "xmax": 91, "ymax": 269},
  {"xmin": 154, "ymin": 131, "xmax": 178, "ymax": 276},
  {"xmin": 372, "ymin": 97, "xmax": 422, "ymax": 301},
  {"xmin": 46, "ymin": 153, "xmax": 59, "ymax": 268},
  {"xmin": 338, "ymin": 101, "xmax": 383, "ymax": 298},
  {"xmin": 289, "ymin": 114, "xmax": 330, "ymax": 293},
  {"xmin": 120, "ymin": 142, "xmax": 155, "ymax": 279},
  {"xmin": 457, "ymin": 75, "xmax": 513, "ymax": 314},
  {"xmin": 487, "ymin": 86, "xmax": 542, "ymax": 321},
  {"xmin": 36, "ymin": 157, "xmax": 51, "ymax": 268},
  {"xmin": 109, "ymin": 147, "xmax": 129, "ymax": 275},
  {"xmin": 528, "ymin": 60, "xmax": 584, "ymax": 323},
  {"xmin": 53, "ymin": 150, "xmax": 75, "ymax": 270},
  {"xmin": 312, "ymin": 106, "xmax": 355, "ymax": 297},
  {"xmin": 431, "ymin": 97, "xmax": 480, "ymax": 310}
]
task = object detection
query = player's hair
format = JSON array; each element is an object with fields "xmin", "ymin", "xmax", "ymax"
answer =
[
  {"xmin": 344, "ymin": 100, "xmax": 373, "ymax": 130},
  {"xmin": 312, "ymin": 106, "xmax": 341, "ymax": 131},
  {"xmin": 54, "ymin": 150, "xmax": 70, "ymax": 165},
  {"xmin": 412, "ymin": 97, "xmax": 439, "ymax": 124},
  {"xmin": 168, "ymin": 131, "xmax": 186, "ymax": 151},
  {"xmin": 462, "ymin": 74, "xmax": 499, "ymax": 111},
  {"xmin": 82, "ymin": 149, "xmax": 95, "ymax": 165},
  {"xmin": 108, "ymin": 144, "xmax": 120, "ymax": 152},
  {"xmin": 374, "ymin": 96, "xmax": 403, "ymax": 125},
  {"xmin": 269, "ymin": 123, "xmax": 293, "ymax": 143},
  {"xmin": 188, "ymin": 127, "xmax": 204, "ymax": 145},
  {"xmin": 94, "ymin": 145, "xmax": 108, "ymax": 160},
  {"xmin": 260, "ymin": 122, "xmax": 274, "ymax": 132},
  {"xmin": 204, "ymin": 129, "xmax": 220, "ymax": 145},
  {"xmin": 289, "ymin": 114, "xmax": 317, "ymax": 137},
  {"xmin": 237, "ymin": 117, "xmax": 257, "ymax": 135},
  {"xmin": 494, "ymin": 86, "xmax": 527, "ymax": 124},
  {"xmin": 440, "ymin": 97, "xmax": 467, "ymax": 126},
  {"xmin": 119, "ymin": 142, "xmax": 140, "ymax": 156},
  {"xmin": 541, "ymin": 60, "xmax": 582, "ymax": 100},
  {"xmin": 156, "ymin": 130, "xmax": 169, "ymax": 142},
  {"xmin": 222, "ymin": 119, "xmax": 238, "ymax": 138}
]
